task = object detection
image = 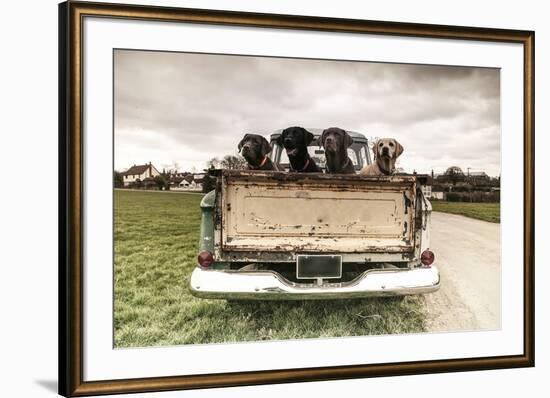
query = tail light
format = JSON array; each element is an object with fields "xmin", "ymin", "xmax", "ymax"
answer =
[
  {"xmin": 420, "ymin": 250, "xmax": 435, "ymax": 266},
  {"xmin": 198, "ymin": 251, "xmax": 214, "ymax": 268}
]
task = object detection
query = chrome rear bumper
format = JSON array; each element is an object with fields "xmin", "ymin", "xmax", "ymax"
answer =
[{"xmin": 189, "ymin": 266, "xmax": 440, "ymax": 300}]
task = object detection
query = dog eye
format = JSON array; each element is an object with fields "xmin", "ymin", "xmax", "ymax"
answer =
[
  {"xmin": 379, "ymin": 143, "xmax": 383, "ymax": 147},
  {"xmin": 389, "ymin": 142, "xmax": 394, "ymax": 147}
]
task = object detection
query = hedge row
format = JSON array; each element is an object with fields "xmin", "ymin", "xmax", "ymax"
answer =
[{"xmin": 446, "ymin": 191, "xmax": 500, "ymax": 203}]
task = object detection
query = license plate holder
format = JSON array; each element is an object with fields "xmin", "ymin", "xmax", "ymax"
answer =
[{"xmin": 296, "ymin": 255, "xmax": 342, "ymax": 280}]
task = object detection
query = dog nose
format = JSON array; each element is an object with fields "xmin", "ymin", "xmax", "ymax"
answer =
[
  {"xmin": 284, "ymin": 138, "xmax": 292, "ymax": 145},
  {"xmin": 325, "ymin": 136, "xmax": 334, "ymax": 144},
  {"xmin": 382, "ymin": 147, "xmax": 389, "ymax": 155}
]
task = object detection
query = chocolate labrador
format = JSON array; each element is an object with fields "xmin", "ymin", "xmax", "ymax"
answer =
[
  {"xmin": 360, "ymin": 138, "xmax": 404, "ymax": 176},
  {"xmin": 277, "ymin": 126, "xmax": 320, "ymax": 172},
  {"xmin": 238, "ymin": 133, "xmax": 278, "ymax": 171},
  {"xmin": 320, "ymin": 127, "xmax": 356, "ymax": 174}
]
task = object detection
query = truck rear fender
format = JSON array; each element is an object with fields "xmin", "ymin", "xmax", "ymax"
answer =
[
  {"xmin": 418, "ymin": 190, "xmax": 432, "ymax": 254},
  {"xmin": 199, "ymin": 190, "xmax": 215, "ymax": 254}
]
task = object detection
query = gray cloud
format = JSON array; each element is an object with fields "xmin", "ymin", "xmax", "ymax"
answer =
[{"xmin": 115, "ymin": 50, "xmax": 500, "ymax": 176}]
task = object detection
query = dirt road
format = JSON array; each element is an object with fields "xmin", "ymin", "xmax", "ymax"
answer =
[{"xmin": 424, "ymin": 212, "xmax": 501, "ymax": 332}]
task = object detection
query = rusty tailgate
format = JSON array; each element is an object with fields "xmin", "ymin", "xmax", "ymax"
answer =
[{"xmin": 218, "ymin": 171, "xmax": 417, "ymax": 254}]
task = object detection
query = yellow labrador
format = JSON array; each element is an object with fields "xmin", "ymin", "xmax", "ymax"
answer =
[{"xmin": 360, "ymin": 138, "xmax": 404, "ymax": 176}]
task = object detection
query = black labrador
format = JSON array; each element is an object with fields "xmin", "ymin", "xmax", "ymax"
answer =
[
  {"xmin": 238, "ymin": 133, "xmax": 278, "ymax": 171},
  {"xmin": 320, "ymin": 127, "xmax": 356, "ymax": 174},
  {"xmin": 276, "ymin": 127, "xmax": 320, "ymax": 172}
]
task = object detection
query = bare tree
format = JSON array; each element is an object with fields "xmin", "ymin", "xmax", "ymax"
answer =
[
  {"xmin": 207, "ymin": 157, "xmax": 221, "ymax": 169},
  {"xmin": 220, "ymin": 155, "xmax": 247, "ymax": 170}
]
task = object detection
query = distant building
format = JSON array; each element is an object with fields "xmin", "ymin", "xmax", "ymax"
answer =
[
  {"xmin": 421, "ymin": 185, "xmax": 432, "ymax": 199},
  {"xmin": 170, "ymin": 176, "xmax": 184, "ymax": 187},
  {"xmin": 193, "ymin": 173, "xmax": 205, "ymax": 191},
  {"xmin": 178, "ymin": 175, "xmax": 196, "ymax": 189},
  {"xmin": 436, "ymin": 166, "xmax": 466, "ymax": 184},
  {"xmin": 468, "ymin": 171, "xmax": 489, "ymax": 178},
  {"xmin": 421, "ymin": 182, "xmax": 445, "ymax": 200},
  {"xmin": 171, "ymin": 173, "xmax": 204, "ymax": 191},
  {"xmin": 467, "ymin": 170, "xmax": 490, "ymax": 183},
  {"xmin": 121, "ymin": 162, "xmax": 161, "ymax": 187}
]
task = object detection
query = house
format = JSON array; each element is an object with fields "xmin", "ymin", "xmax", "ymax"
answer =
[
  {"xmin": 431, "ymin": 191, "xmax": 445, "ymax": 200},
  {"xmin": 421, "ymin": 185, "xmax": 432, "ymax": 199},
  {"xmin": 192, "ymin": 173, "xmax": 205, "ymax": 191},
  {"xmin": 468, "ymin": 171, "xmax": 488, "ymax": 177},
  {"xmin": 121, "ymin": 162, "xmax": 161, "ymax": 187},
  {"xmin": 169, "ymin": 176, "xmax": 183, "ymax": 187},
  {"xmin": 178, "ymin": 175, "xmax": 196, "ymax": 189},
  {"xmin": 467, "ymin": 170, "xmax": 490, "ymax": 183},
  {"xmin": 421, "ymin": 184, "xmax": 445, "ymax": 200},
  {"xmin": 436, "ymin": 166, "xmax": 466, "ymax": 184},
  {"xmin": 176, "ymin": 174, "xmax": 204, "ymax": 190}
]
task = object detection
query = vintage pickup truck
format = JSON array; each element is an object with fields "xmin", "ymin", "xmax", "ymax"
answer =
[{"xmin": 189, "ymin": 131, "xmax": 440, "ymax": 300}]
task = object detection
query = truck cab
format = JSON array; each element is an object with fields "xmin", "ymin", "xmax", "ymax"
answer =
[{"xmin": 269, "ymin": 128, "xmax": 371, "ymax": 172}]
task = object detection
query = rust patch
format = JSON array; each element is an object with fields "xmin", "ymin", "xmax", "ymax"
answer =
[{"xmin": 403, "ymin": 191, "xmax": 411, "ymax": 214}]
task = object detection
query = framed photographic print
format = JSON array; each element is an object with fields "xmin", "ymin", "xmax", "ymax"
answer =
[{"xmin": 59, "ymin": 1, "xmax": 534, "ymax": 396}]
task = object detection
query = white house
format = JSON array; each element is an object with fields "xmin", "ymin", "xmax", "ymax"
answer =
[
  {"xmin": 192, "ymin": 173, "xmax": 205, "ymax": 191},
  {"xmin": 179, "ymin": 179, "xmax": 197, "ymax": 189},
  {"xmin": 421, "ymin": 185, "xmax": 432, "ymax": 199},
  {"xmin": 421, "ymin": 185, "xmax": 445, "ymax": 200},
  {"xmin": 468, "ymin": 171, "xmax": 489, "ymax": 178},
  {"xmin": 177, "ymin": 174, "xmax": 203, "ymax": 190},
  {"xmin": 122, "ymin": 163, "xmax": 161, "ymax": 186},
  {"xmin": 431, "ymin": 191, "xmax": 445, "ymax": 200}
]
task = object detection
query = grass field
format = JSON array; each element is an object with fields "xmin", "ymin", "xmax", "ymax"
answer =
[
  {"xmin": 431, "ymin": 201, "xmax": 500, "ymax": 223},
  {"xmin": 114, "ymin": 190, "xmax": 427, "ymax": 348}
]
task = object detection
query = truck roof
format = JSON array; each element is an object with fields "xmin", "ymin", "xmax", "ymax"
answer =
[{"xmin": 270, "ymin": 128, "xmax": 368, "ymax": 141}]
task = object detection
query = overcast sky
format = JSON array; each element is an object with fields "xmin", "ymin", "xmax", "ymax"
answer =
[{"xmin": 114, "ymin": 50, "xmax": 500, "ymax": 176}]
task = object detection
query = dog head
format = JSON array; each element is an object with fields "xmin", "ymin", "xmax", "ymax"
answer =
[
  {"xmin": 372, "ymin": 138, "xmax": 404, "ymax": 172},
  {"xmin": 321, "ymin": 127, "xmax": 353, "ymax": 154},
  {"xmin": 276, "ymin": 127, "xmax": 315, "ymax": 157},
  {"xmin": 238, "ymin": 134, "xmax": 271, "ymax": 166}
]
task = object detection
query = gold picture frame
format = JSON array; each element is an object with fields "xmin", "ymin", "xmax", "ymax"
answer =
[{"xmin": 59, "ymin": 1, "xmax": 535, "ymax": 396}]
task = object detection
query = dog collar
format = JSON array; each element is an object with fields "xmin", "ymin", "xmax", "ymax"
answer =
[
  {"xmin": 300, "ymin": 158, "xmax": 310, "ymax": 171},
  {"xmin": 258, "ymin": 156, "xmax": 268, "ymax": 168},
  {"xmin": 341, "ymin": 157, "xmax": 350, "ymax": 171},
  {"xmin": 326, "ymin": 156, "xmax": 350, "ymax": 173},
  {"xmin": 289, "ymin": 157, "xmax": 310, "ymax": 172}
]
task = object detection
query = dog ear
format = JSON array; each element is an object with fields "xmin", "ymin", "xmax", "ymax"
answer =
[
  {"xmin": 344, "ymin": 130, "xmax": 353, "ymax": 148},
  {"xmin": 238, "ymin": 134, "xmax": 250, "ymax": 152},
  {"xmin": 260, "ymin": 136, "xmax": 272, "ymax": 156},
  {"xmin": 276, "ymin": 131, "xmax": 285, "ymax": 146},
  {"xmin": 320, "ymin": 129, "xmax": 328, "ymax": 147},
  {"xmin": 371, "ymin": 140, "xmax": 379, "ymax": 160},
  {"xmin": 394, "ymin": 139, "xmax": 404, "ymax": 158},
  {"xmin": 303, "ymin": 128, "xmax": 315, "ymax": 146}
]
